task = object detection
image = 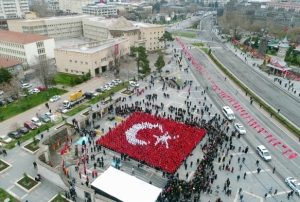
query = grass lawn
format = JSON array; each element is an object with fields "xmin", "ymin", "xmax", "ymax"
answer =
[
  {"xmin": 5, "ymin": 122, "xmax": 53, "ymax": 150},
  {"xmin": 17, "ymin": 176, "xmax": 38, "ymax": 190},
  {"xmin": 0, "ymin": 188, "xmax": 20, "ymax": 202},
  {"xmin": 54, "ymin": 73, "xmax": 79, "ymax": 87},
  {"xmin": 0, "ymin": 88, "xmax": 67, "ymax": 122},
  {"xmin": 173, "ymin": 32, "xmax": 196, "ymax": 38},
  {"xmin": 24, "ymin": 139, "xmax": 40, "ymax": 152},
  {"xmin": 88, "ymin": 82, "xmax": 129, "ymax": 104},
  {"xmin": 201, "ymin": 48, "xmax": 208, "ymax": 53},
  {"xmin": 192, "ymin": 42, "xmax": 205, "ymax": 47},
  {"xmin": 65, "ymin": 105, "xmax": 89, "ymax": 116},
  {"xmin": 50, "ymin": 194, "xmax": 70, "ymax": 202},
  {"xmin": 0, "ymin": 159, "xmax": 10, "ymax": 172}
]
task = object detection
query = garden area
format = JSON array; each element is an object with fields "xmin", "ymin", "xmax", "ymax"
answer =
[
  {"xmin": 16, "ymin": 173, "xmax": 39, "ymax": 192},
  {"xmin": 0, "ymin": 188, "xmax": 19, "ymax": 202},
  {"xmin": 0, "ymin": 88, "xmax": 67, "ymax": 122},
  {"xmin": 23, "ymin": 137, "xmax": 40, "ymax": 153},
  {"xmin": 50, "ymin": 193, "xmax": 71, "ymax": 202},
  {"xmin": 65, "ymin": 105, "xmax": 89, "ymax": 116},
  {"xmin": 191, "ymin": 42, "xmax": 205, "ymax": 47},
  {"xmin": 0, "ymin": 159, "xmax": 11, "ymax": 173},
  {"xmin": 54, "ymin": 72, "xmax": 91, "ymax": 87}
]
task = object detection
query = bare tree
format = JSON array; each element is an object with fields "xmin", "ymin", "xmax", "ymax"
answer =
[
  {"xmin": 30, "ymin": 0, "xmax": 55, "ymax": 18},
  {"xmin": 10, "ymin": 122, "xmax": 21, "ymax": 132},
  {"xmin": 0, "ymin": 77, "xmax": 22, "ymax": 108},
  {"xmin": 106, "ymin": 45, "xmax": 128, "ymax": 78},
  {"xmin": 31, "ymin": 57, "xmax": 56, "ymax": 96}
]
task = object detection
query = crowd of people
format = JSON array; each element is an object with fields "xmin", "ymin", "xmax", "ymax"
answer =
[{"xmin": 97, "ymin": 111, "xmax": 206, "ymax": 174}]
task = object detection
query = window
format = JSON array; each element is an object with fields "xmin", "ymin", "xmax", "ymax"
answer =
[
  {"xmin": 75, "ymin": 60, "xmax": 77, "ymax": 63},
  {"xmin": 70, "ymin": 60, "xmax": 72, "ymax": 62},
  {"xmin": 85, "ymin": 62, "xmax": 88, "ymax": 65},
  {"xmin": 81, "ymin": 61, "xmax": 83, "ymax": 64}
]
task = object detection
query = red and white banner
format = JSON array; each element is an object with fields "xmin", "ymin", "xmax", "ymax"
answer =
[{"xmin": 97, "ymin": 112, "xmax": 206, "ymax": 173}]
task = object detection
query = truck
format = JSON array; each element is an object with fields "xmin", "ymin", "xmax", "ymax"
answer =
[{"xmin": 63, "ymin": 90, "xmax": 85, "ymax": 109}]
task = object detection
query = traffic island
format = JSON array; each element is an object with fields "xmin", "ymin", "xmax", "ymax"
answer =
[
  {"xmin": 22, "ymin": 138, "xmax": 40, "ymax": 154},
  {"xmin": 49, "ymin": 192, "xmax": 73, "ymax": 202},
  {"xmin": 121, "ymin": 89, "xmax": 132, "ymax": 95},
  {"xmin": 15, "ymin": 173, "xmax": 41, "ymax": 193},
  {"xmin": 0, "ymin": 159, "xmax": 12, "ymax": 174}
]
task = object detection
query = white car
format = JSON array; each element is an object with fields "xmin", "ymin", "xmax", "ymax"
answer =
[
  {"xmin": 56, "ymin": 107, "xmax": 68, "ymax": 114},
  {"xmin": 104, "ymin": 86, "xmax": 111, "ymax": 91},
  {"xmin": 106, "ymin": 83, "xmax": 114, "ymax": 88},
  {"xmin": 129, "ymin": 81, "xmax": 139, "ymax": 87},
  {"xmin": 50, "ymin": 95, "xmax": 61, "ymax": 102},
  {"xmin": 256, "ymin": 145, "xmax": 272, "ymax": 161},
  {"xmin": 285, "ymin": 177, "xmax": 300, "ymax": 196},
  {"xmin": 0, "ymin": 135, "xmax": 12, "ymax": 144},
  {"xmin": 234, "ymin": 123, "xmax": 246, "ymax": 134},
  {"xmin": 90, "ymin": 91, "xmax": 98, "ymax": 97},
  {"xmin": 22, "ymin": 83, "xmax": 32, "ymax": 88},
  {"xmin": 28, "ymin": 88, "xmax": 40, "ymax": 94},
  {"xmin": 44, "ymin": 112, "xmax": 53, "ymax": 117},
  {"xmin": 112, "ymin": 79, "xmax": 122, "ymax": 85}
]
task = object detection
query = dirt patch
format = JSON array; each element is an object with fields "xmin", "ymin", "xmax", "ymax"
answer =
[
  {"xmin": 17, "ymin": 177, "xmax": 38, "ymax": 190},
  {"xmin": 24, "ymin": 139, "xmax": 40, "ymax": 152},
  {"xmin": 0, "ymin": 160, "xmax": 9, "ymax": 172}
]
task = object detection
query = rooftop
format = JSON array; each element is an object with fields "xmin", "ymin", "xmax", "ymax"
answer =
[
  {"xmin": 10, "ymin": 15, "xmax": 92, "ymax": 23},
  {"xmin": 55, "ymin": 37, "xmax": 94, "ymax": 49},
  {"xmin": 0, "ymin": 56, "xmax": 22, "ymax": 68},
  {"xmin": 0, "ymin": 30, "xmax": 52, "ymax": 44},
  {"xmin": 57, "ymin": 38, "xmax": 127, "ymax": 54},
  {"xmin": 84, "ymin": 3, "xmax": 117, "ymax": 8}
]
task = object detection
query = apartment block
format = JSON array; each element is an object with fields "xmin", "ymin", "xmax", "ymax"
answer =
[
  {"xmin": 0, "ymin": 30, "xmax": 55, "ymax": 67},
  {"xmin": 82, "ymin": 3, "xmax": 118, "ymax": 16},
  {"xmin": 59, "ymin": 0, "xmax": 95, "ymax": 14},
  {"xmin": 0, "ymin": 0, "xmax": 29, "ymax": 19},
  {"xmin": 48, "ymin": 0, "xmax": 60, "ymax": 12}
]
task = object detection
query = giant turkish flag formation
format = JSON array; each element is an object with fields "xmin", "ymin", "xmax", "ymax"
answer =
[{"xmin": 97, "ymin": 112, "xmax": 206, "ymax": 174}]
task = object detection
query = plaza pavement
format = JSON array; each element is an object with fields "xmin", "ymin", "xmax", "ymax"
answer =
[{"xmin": 0, "ymin": 48, "xmax": 296, "ymax": 202}]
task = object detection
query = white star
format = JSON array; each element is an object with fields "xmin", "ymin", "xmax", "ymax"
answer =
[{"xmin": 153, "ymin": 132, "xmax": 171, "ymax": 149}]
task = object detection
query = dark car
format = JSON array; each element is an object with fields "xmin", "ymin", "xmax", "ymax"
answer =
[
  {"xmin": 18, "ymin": 127, "xmax": 29, "ymax": 134},
  {"xmin": 95, "ymin": 87, "xmax": 106, "ymax": 93},
  {"xmin": 7, "ymin": 131, "xmax": 21, "ymax": 139},
  {"xmin": 84, "ymin": 92, "xmax": 93, "ymax": 99},
  {"xmin": 0, "ymin": 100, "xmax": 7, "ymax": 106}
]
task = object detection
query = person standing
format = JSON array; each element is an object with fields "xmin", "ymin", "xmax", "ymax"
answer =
[
  {"xmin": 237, "ymin": 175, "xmax": 240, "ymax": 181},
  {"xmin": 256, "ymin": 160, "xmax": 259, "ymax": 166},
  {"xmin": 264, "ymin": 193, "xmax": 267, "ymax": 201},
  {"xmin": 243, "ymin": 172, "xmax": 247, "ymax": 179},
  {"xmin": 273, "ymin": 166, "xmax": 276, "ymax": 174},
  {"xmin": 257, "ymin": 167, "xmax": 261, "ymax": 174},
  {"xmin": 274, "ymin": 188, "xmax": 277, "ymax": 195},
  {"xmin": 239, "ymin": 164, "xmax": 242, "ymax": 171}
]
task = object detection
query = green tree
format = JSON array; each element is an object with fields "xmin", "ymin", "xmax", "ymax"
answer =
[
  {"xmin": 33, "ymin": 137, "xmax": 37, "ymax": 146},
  {"xmin": 22, "ymin": 88, "xmax": 30, "ymax": 100},
  {"xmin": 173, "ymin": 15, "xmax": 177, "ymax": 21},
  {"xmin": 130, "ymin": 46, "xmax": 151, "ymax": 75},
  {"xmin": 159, "ymin": 31, "xmax": 174, "ymax": 48},
  {"xmin": 23, "ymin": 172, "xmax": 29, "ymax": 184},
  {"xmin": 154, "ymin": 53, "xmax": 165, "ymax": 76},
  {"xmin": 0, "ymin": 68, "xmax": 13, "ymax": 84},
  {"xmin": 70, "ymin": 77, "xmax": 75, "ymax": 86}
]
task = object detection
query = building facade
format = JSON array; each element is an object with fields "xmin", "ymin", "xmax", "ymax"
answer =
[
  {"xmin": 7, "ymin": 15, "xmax": 90, "ymax": 39},
  {"xmin": 0, "ymin": 56, "xmax": 24, "ymax": 79},
  {"xmin": 54, "ymin": 38, "xmax": 130, "ymax": 77},
  {"xmin": 59, "ymin": 0, "xmax": 95, "ymax": 14},
  {"xmin": 0, "ymin": 0, "xmax": 29, "ymax": 19},
  {"xmin": 0, "ymin": 30, "xmax": 55, "ymax": 67},
  {"xmin": 82, "ymin": 4, "xmax": 118, "ymax": 16},
  {"xmin": 266, "ymin": 2, "xmax": 300, "ymax": 12},
  {"xmin": 48, "ymin": 0, "xmax": 60, "ymax": 12}
]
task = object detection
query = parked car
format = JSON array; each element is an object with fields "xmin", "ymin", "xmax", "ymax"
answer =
[
  {"xmin": 22, "ymin": 83, "xmax": 32, "ymax": 88},
  {"xmin": 112, "ymin": 79, "xmax": 122, "ymax": 85},
  {"xmin": 129, "ymin": 81, "xmax": 139, "ymax": 87},
  {"xmin": 5, "ymin": 97, "xmax": 15, "ymax": 103},
  {"xmin": 24, "ymin": 121, "xmax": 37, "ymax": 130},
  {"xmin": 104, "ymin": 86, "xmax": 111, "ymax": 91},
  {"xmin": 7, "ymin": 131, "xmax": 21, "ymax": 139},
  {"xmin": 106, "ymin": 83, "xmax": 114, "ymax": 88},
  {"xmin": 44, "ymin": 112, "xmax": 53, "ymax": 117},
  {"xmin": 33, "ymin": 88, "xmax": 40, "ymax": 93},
  {"xmin": 18, "ymin": 127, "xmax": 29, "ymax": 134},
  {"xmin": 37, "ymin": 86, "xmax": 46, "ymax": 91},
  {"xmin": 90, "ymin": 91, "xmax": 98, "ymax": 97},
  {"xmin": 234, "ymin": 123, "xmax": 246, "ymax": 134},
  {"xmin": 95, "ymin": 87, "xmax": 106, "ymax": 93},
  {"xmin": 84, "ymin": 92, "xmax": 94, "ymax": 99},
  {"xmin": 0, "ymin": 135, "xmax": 12, "ymax": 144},
  {"xmin": 285, "ymin": 177, "xmax": 300, "ymax": 196},
  {"xmin": 56, "ymin": 107, "xmax": 68, "ymax": 114},
  {"xmin": 31, "ymin": 117, "xmax": 42, "ymax": 126},
  {"xmin": 256, "ymin": 145, "xmax": 271, "ymax": 161},
  {"xmin": 39, "ymin": 115, "xmax": 51, "ymax": 123},
  {"xmin": 0, "ymin": 100, "xmax": 7, "ymax": 107},
  {"xmin": 49, "ymin": 95, "xmax": 61, "ymax": 102}
]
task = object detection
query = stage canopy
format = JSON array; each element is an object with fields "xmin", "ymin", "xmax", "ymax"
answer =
[{"xmin": 91, "ymin": 167, "xmax": 162, "ymax": 202}]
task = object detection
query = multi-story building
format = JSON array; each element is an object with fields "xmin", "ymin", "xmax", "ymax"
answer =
[
  {"xmin": 0, "ymin": 0, "xmax": 29, "ymax": 19},
  {"xmin": 82, "ymin": 3, "xmax": 118, "ymax": 16},
  {"xmin": 54, "ymin": 38, "xmax": 130, "ymax": 76},
  {"xmin": 59, "ymin": 0, "xmax": 95, "ymax": 14},
  {"xmin": 0, "ymin": 30, "xmax": 55, "ymax": 67},
  {"xmin": 48, "ymin": 0, "xmax": 60, "ymax": 12},
  {"xmin": 7, "ymin": 15, "xmax": 90, "ymax": 39},
  {"xmin": 0, "ymin": 56, "xmax": 25, "ymax": 79},
  {"xmin": 82, "ymin": 17, "xmax": 109, "ymax": 41},
  {"xmin": 266, "ymin": 2, "xmax": 300, "ymax": 12}
]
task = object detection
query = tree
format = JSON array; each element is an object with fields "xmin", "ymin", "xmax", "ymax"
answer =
[
  {"xmin": 154, "ymin": 53, "xmax": 165, "ymax": 76},
  {"xmin": 23, "ymin": 172, "xmax": 29, "ymax": 184},
  {"xmin": 0, "ymin": 68, "xmax": 13, "ymax": 84},
  {"xmin": 0, "ymin": 77, "xmax": 23, "ymax": 108},
  {"xmin": 30, "ymin": 0, "xmax": 55, "ymax": 18},
  {"xmin": 159, "ymin": 31, "xmax": 174, "ymax": 48},
  {"xmin": 31, "ymin": 57, "xmax": 56, "ymax": 96},
  {"xmin": 130, "ymin": 46, "xmax": 151, "ymax": 75},
  {"xmin": 10, "ymin": 122, "xmax": 21, "ymax": 132}
]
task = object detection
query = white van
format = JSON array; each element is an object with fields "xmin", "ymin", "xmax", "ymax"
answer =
[
  {"xmin": 222, "ymin": 106, "xmax": 235, "ymax": 121},
  {"xmin": 31, "ymin": 117, "xmax": 42, "ymax": 126},
  {"xmin": 256, "ymin": 145, "xmax": 272, "ymax": 161}
]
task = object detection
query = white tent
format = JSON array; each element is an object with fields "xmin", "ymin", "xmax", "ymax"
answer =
[{"xmin": 91, "ymin": 167, "xmax": 162, "ymax": 202}]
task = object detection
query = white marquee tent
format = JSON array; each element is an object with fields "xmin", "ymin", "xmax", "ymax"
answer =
[{"xmin": 91, "ymin": 166, "xmax": 162, "ymax": 202}]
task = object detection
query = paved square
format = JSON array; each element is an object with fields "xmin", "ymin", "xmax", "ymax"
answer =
[{"xmin": 97, "ymin": 112, "xmax": 206, "ymax": 174}]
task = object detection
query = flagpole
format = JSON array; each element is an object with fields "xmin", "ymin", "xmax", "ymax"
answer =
[{"xmin": 286, "ymin": 15, "xmax": 294, "ymax": 38}]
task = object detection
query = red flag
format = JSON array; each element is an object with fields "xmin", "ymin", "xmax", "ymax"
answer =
[
  {"xmin": 188, "ymin": 88, "xmax": 190, "ymax": 93},
  {"xmin": 97, "ymin": 112, "xmax": 206, "ymax": 174},
  {"xmin": 284, "ymin": 25, "xmax": 290, "ymax": 32}
]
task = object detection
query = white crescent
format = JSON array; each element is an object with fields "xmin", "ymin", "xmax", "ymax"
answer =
[{"xmin": 125, "ymin": 122, "xmax": 163, "ymax": 146}]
